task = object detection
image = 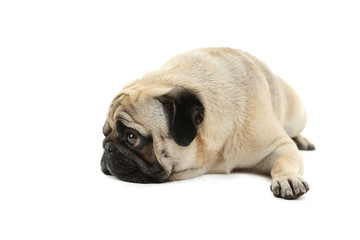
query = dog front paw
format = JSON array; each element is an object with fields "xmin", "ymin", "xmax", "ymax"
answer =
[{"xmin": 270, "ymin": 175, "xmax": 309, "ymax": 199}]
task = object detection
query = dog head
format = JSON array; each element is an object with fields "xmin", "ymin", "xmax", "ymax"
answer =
[{"xmin": 101, "ymin": 83, "xmax": 204, "ymax": 183}]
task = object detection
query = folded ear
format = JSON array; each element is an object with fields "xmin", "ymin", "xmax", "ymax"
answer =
[{"xmin": 157, "ymin": 87, "xmax": 204, "ymax": 146}]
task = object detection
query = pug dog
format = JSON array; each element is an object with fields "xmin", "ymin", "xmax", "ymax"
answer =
[{"xmin": 101, "ymin": 47, "xmax": 315, "ymax": 199}]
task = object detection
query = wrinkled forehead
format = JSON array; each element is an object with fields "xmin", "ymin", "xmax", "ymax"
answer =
[{"xmin": 106, "ymin": 88, "xmax": 168, "ymax": 136}]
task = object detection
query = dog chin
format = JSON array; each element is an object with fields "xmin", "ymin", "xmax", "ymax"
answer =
[{"xmin": 101, "ymin": 142, "xmax": 166, "ymax": 183}]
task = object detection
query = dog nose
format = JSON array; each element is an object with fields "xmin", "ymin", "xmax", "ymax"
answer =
[{"xmin": 104, "ymin": 141, "xmax": 117, "ymax": 153}]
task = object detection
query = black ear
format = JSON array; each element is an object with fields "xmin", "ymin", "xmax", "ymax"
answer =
[{"xmin": 157, "ymin": 87, "xmax": 204, "ymax": 147}]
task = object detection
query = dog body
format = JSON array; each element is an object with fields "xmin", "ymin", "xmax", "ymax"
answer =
[{"xmin": 102, "ymin": 48, "xmax": 314, "ymax": 199}]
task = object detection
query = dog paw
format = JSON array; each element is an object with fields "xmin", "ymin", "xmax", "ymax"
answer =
[{"xmin": 270, "ymin": 176, "xmax": 309, "ymax": 199}]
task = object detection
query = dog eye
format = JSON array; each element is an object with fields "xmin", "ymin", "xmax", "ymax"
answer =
[{"xmin": 124, "ymin": 129, "xmax": 142, "ymax": 148}]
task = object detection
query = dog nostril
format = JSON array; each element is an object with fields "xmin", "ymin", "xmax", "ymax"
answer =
[{"xmin": 105, "ymin": 141, "xmax": 117, "ymax": 152}]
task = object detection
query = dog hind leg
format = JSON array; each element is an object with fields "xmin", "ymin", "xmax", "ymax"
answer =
[{"xmin": 292, "ymin": 135, "xmax": 315, "ymax": 150}]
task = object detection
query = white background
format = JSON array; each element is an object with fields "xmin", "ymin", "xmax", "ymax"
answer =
[{"xmin": 1, "ymin": 0, "xmax": 359, "ymax": 239}]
